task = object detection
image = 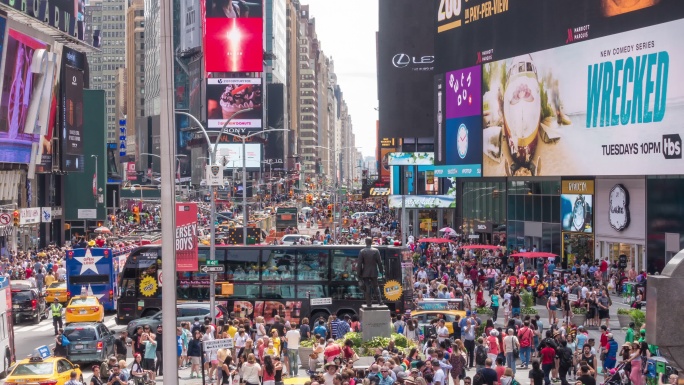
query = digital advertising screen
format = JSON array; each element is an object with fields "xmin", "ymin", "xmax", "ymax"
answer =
[
  {"xmin": 215, "ymin": 143, "xmax": 262, "ymax": 170},
  {"xmin": 205, "ymin": 0, "xmax": 262, "ymax": 18},
  {"xmin": 0, "ymin": 29, "xmax": 47, "ymax": 164},
  {"xmin": 482, "ymin": 19, "xmax": 684, "ymax": 176},
  {"xmin": 377, "ymin": 0, "xmax": 435, "ymax": 139},
  {"xmin": 206, "ymin": 77, "xmax": 262, "ymax": 131},
  {"xmin": 561, "ymin": 194, "xmax": 594, "ymax": 233},
  {"xmin": 444, "ymin": 65, "xmax": 482, "ymax": 176},
  {"xmin": 204, "ymin": 17, "xmax": 263, "ymax": 73},
  {"xmin": 62, "ymin": 65, "xmax": 85, "ymax": 172}
]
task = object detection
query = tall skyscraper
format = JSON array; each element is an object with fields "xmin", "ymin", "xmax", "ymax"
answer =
[
  {"xmin": 84, "ymin": 0, "xmax": 127, "ymax": 142},
  {"xmin": 125, "ymin": 0, "xmax": 145, "ymax": 162}
]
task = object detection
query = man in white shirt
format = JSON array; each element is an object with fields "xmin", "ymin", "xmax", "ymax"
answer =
[
  {"xmin": 234, "ymin": 328, "xmax": 247, "ymax": 354},
  {"xmin": 581, "ymin": 285, "xmax": 589, "ymax": 299},
  {"xmin": 431, "ymin": 359, "xmax": 446, "ymax": 385},
  {"xmin": 436, "ymin": 320, "xmax": 449, "ymax": 344},
  {"xmin": 416, "ymin": 267, "xmax": 427, "ymax": 281},
  {"xmin": 285, "ymin": 324, "xmax": 301, "ymax": 376}
]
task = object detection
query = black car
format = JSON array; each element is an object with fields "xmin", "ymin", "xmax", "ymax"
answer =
[
  {"xmin": 11, "ymin": 288, "xmax": 47, "ymax": 324},
  {"xmin": 126, "ymin": 302, "xmax": 229, "ymax": 336},
  {"xmin": 64, "ymin": 323, "xmax": 116, "ymax": 364}
]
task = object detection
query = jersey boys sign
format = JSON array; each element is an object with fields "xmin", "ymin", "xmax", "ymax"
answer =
[
  {"xmin": 482, "ymin": 19, "xmax": 684, "ymax": 176},
  {"xmin": 176, "ymin": 203, "xmax": 198, "ymax": 272}
]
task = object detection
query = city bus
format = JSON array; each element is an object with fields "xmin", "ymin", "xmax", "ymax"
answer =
[
  {"xmin": 116, "ymin": 245, "xmax": 412, "ymax": 325},
  {"xmin": 66, "ymin": 247, "xmax": 130, "ymax": 311},
  {"xmin": 0, "ymin": 277, "xmax": 15, "ymax": 378},
  {"xmin": 275, "ymin": 207, "xmax": 298, "ymax": 231}
]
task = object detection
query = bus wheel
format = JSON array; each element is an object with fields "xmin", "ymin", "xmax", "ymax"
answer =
[{"xmin": 310, "ymin": 311, "xmax": 330, "ymax": 326}]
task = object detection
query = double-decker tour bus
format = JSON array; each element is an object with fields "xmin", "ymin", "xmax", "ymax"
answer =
[
  {"xmin": 0, "ymin": 277, "xmax": 15, "ymax": 377},
  {"xmin": 66, "ymin": 247, "xmax": 131, "ymax": 311},
  {"xmin": 116, "ymin": 245, "xmax": 413, "ymax": 325}
]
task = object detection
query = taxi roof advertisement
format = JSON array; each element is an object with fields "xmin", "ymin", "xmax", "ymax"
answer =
[{"xmin": 435, "ymin": 0, "xmax": 684, "ymax": 177}]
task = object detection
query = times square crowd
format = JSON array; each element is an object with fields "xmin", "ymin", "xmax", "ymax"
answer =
[{"xmin": 0, "ymin": 198, "xmax": 677, "ymax": 385}]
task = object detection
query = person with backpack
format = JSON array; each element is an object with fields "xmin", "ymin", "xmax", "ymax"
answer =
[
  {"xmin": 475, "ymin": 337, "xmax": 488, "ymax": 370},
  {"xmin": 55, "ymin": 329, "xmax": 68, "ymax": 357},
  {"xmin": 517, "ymin": 321, "xmax": 534, "ymax": 369},
  {"xmin": 503, "ymin": 328, "xmax": 520, "ymax": 374},
  {"xmin": 555, "ymin": 340, "xmax": 574, "ymax": 385}
]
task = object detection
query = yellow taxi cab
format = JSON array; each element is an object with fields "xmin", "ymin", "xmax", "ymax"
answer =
[
  {"xmin": 410, "ymin": 299, "xmax": 467, "ymax": 335},
  {"xmin": 64, "ymin": 295, "xmax": 104, "ymax": 324},
  {"xmin": 5, "ymin": 355, "xmax": 82, "ymax": 385},
  {"xmin": 45, "ymin": 282, "xmax": 68, "ymax": 304}
]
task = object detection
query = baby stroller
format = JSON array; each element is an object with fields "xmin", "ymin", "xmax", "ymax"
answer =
[{"xmin": 603, "ymin": 362, "xmax": 630, "ymax": 385}]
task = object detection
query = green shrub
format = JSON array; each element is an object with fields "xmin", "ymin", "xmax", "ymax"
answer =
[
  {"xmin": 391, "ymin": 333, "xmax": 409, "ymax": 348},
  {"xmin": 343, "ymin": 332, "xmax": 363, "ymax": 347},
  {"xmin": 572, "ymin": 307, "xmax": 587, "ymax": 315},
  {"xmin": 630, "ymin": 309, "xmax": 645, "ymax": 329},
  {"xmin": 617, "ymin": 308, "xmax": 632, "ymax": 315},
  {"xmin": 300, "ymin": 338, "xmax": 316, "ymax": 348},
  {"xmin": 521, "ymin": 307, "xmax": 538, "ymax": 315},
  {"xmin": 361, "ymin": 336, "xmax": 391, "ymax": 351},
  {"xmin": 520, "ymin": 289, "xmax": 535, "ymax": 308},
  {"xmin": 475, "ymin": 306, "xmax": 493, "ymax": 315}
]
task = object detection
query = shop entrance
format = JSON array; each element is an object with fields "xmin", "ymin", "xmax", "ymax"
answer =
[{"xmin": 600, "ymin": 241, "xmax": 644, "ymax": 273}]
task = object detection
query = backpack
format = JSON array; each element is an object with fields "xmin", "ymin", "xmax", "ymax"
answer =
[
  {"xmin": 191, "ymin": 322, "xmax": 203, "ymax": 335},
  {"xmin": 472, "ymin": 371, "xmax": 484, "ymax": 385},
  {"xmin": 559, "ymin": 347, "xmax": 573, "ymax": 368},
  {"xmin": 396, "ymin": 321, "xmax": 405, "ymax": 334},
  {"xmin": 475, "ymin": 345, "xmax": 487, "ymax": 365},
  {"xmin": 62, "ymin": 334, "xmax": 71, "ymax": 346}
]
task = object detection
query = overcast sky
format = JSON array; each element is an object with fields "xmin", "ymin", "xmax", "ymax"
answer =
[{"xmin": 300, "ymin": 0, "xmax": 378, "ymax": 159}]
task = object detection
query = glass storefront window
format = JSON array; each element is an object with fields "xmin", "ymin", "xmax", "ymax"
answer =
[
  {"xmin": 262, "ymin": 284, "xmax": 295, "ymax": 299},
  {"xmin": 261, "ymin": 249, "xmax": 296, "ymax": 281},
  {"xmin": 331, "ymin": 249, "xmax": 358, "ymax": 281},
  {"xmin": 330, "ymin": 284, "xmax": 364, "ymax": 300},
  {"xmin": 296, "ymin": 284, "xmax": 327, "ymax": 299},
  {"xmin": 296, "ymin": 250, "xmax": 328, "ymax": 281},
  {"xmin": 225, "ymin": 249, "xmax": 261, "ymax": 281}
]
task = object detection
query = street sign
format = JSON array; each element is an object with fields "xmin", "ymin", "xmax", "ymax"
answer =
[
  {"xmin": 206, "ymin": 165, "xmax": 223, "ymax": 186},
  {"xmin": 203, "ymin": 338, "xmax": 233, "ymax": 350},
  {"xmin": 310, "ymin": 297, "xmax": 332, "ymax": 306},
  {"xmin": 206, "ymin": 260, "xmax": 219, "ymax": 266},
  {"xmin": 0, "ymin": 213, "xmax": 10, "ymax": 225},
  {"xmin": 200, "ymin": 265, "xmax": 225, "ymax": 273}
]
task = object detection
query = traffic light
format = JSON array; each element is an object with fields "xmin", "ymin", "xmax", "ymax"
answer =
[
  {"xmin": 12, "ymin": 210, "xmax": 19, "ymax": 227},
  {"xmin": 327, "ymin": 204, "xmax": 332, "ymax": 219},
  {"xmin": 132, "ymin": 206, "xmax": 140, "ymax": 223}
]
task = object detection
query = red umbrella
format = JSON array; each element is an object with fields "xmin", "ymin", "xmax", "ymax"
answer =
[
  {"xmin": 509, "ymin": 252, "xmax": 558, "ymax": 258},
  {"xmin": 418, "ymin": 238, "xmax": 455, "ymax": 244},
  {"xmin": 461, "ymin": 245, "xmax": 500, "ymax": 250}
]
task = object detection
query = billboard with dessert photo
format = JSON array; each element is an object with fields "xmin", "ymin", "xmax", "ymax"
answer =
[
  {"xmin": 206, "ymin": 77, "xmax": 262, "ymax": 131},
  {"xmin": 482, "ymin": 19, "xmax": 684, "ymax": 177}
]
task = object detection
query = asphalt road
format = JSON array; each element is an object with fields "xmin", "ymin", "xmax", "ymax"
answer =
[{"xmin": 12, "ymin": 313, "xmax": 123, "ymax": 380}]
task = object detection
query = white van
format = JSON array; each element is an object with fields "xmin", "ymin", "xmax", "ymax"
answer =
[{"xmin": 351, "ymin": 212, "xmax": 377, "ymax": 220}]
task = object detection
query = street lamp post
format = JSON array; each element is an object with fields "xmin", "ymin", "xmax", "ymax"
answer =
[
  {"xmin": 219, "ymin": 128, "xmax": 287, "ymax": 245},
  {"xmin": 174, "ymin": 109, "xmax": 254, "ymax": 323}
]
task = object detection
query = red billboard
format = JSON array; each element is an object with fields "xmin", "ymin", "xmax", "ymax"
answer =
[
  {"xmin": 204, "ymin": 17, "xmax": 263, "ymax": 73},
  {"xmin": 176, "ymin": 203, "xmax": 198, "ymax": 272}
]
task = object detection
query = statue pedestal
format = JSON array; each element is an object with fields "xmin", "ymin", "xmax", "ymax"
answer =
[{"xmin": 360, "ymin": 305, "xmax": 390, "ymax": 342}]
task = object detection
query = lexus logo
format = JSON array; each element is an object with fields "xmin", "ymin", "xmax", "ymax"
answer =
[{"xmin": 392, "ymin": 53, "xmax": 434, "ymax": 69}]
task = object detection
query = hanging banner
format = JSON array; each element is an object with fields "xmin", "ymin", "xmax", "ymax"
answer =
[{"xmin": 175, "ymin": 203, "xmax": 198, "ymax": 271}]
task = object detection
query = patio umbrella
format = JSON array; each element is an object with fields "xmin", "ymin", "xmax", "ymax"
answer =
[
  {"xmin": 439, "ymin": 227, "xmax": 456, "ymax": 233},
  {"xmin": 417, "ymin": 238, "xmax": 455, "ymax": 244},
  {"xmin": 461, "ymin": 245, "xmax": 500, "ymax": 250},
  {"xmin": 94, "ymin": 226, "xmax": 112, "ymax": 234},
  {"xmin": 509, "ymin": 251, "xmax": 558, "ymax": 258}
]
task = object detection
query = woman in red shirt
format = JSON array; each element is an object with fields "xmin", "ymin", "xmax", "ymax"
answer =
[{"xmin": 540, "ymin": 342, "xmax": 556, "ymax": 385}]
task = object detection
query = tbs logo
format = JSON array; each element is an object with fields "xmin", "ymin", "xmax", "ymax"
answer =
[{"xmin": 662, "ymin": 134, "xmax": 682, "ymax": 159}]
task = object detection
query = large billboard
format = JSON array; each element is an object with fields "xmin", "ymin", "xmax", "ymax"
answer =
[
  {"xmin": 377, "ymin": 0, "xmax": 435, "ymax": 139},
  {"xmin": 444, "ymin": 65, "xmax": 483, "ymax": 175},
  {"xmin": 180, "ymin": 0, "xmax": 201, "ymax": 53},
  {"xmin": 434, "ymin": 0, "xmax": 683, "ymax": 74},
  {"xmin": 204, "ymin": 17, "xmax": 263, "ymax": 73},
  {"xmin": 61, "ymin": 65, "xmax": 85, "ymax": 172},
  {"xmin": 482, "ymin": 19, "xmax": 684, "ymax": 176},
  {"xmin": 215, "ymin": 143, "xmax": 261, "ymax": 170},
  {"xmin": 0, "ymin": 30, "xmax": 47, "ymax": 164},
  {"xmin": 206, "ymin": 78, "xmax": 262, "ymax": 132},
  {"xmin": 205, "ymin": 0, "xmax": 262, "ymax": 18},
  {"xmin": 264, "ymin": 83, "xmax": 285, "ymax": 167}
]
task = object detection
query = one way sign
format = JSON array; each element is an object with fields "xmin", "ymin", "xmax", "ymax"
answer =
[{"xmin": 200, "ymin": 265, "xmax": 225, "ymax": 273}]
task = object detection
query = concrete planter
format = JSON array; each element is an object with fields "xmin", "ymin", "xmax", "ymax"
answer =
[
  {"xmin": 298, "ymin": 347, "xmax": 313, "ymax": 369},
  {"xmin": 571, "ymin": 314, "xmax": 586, "ymax": 326},
  {"xmin": 617, "ymin": 314, "xmax": 632, "ymax": 328}
]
